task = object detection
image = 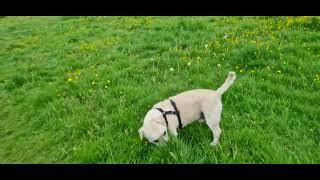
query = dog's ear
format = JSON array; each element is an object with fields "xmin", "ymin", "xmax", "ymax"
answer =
[{"xmin": 138, "ymin": 128, "xmax": 144, "ymax": 140}]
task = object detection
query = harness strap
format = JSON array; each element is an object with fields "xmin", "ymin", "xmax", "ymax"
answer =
[
  {"xmin": 154, "ymin": 108, "xmax": 168, "ymax": 126},
  {"xmin": 169, "ymin": 99, "xmax": 182, "ymax": 129},
  {"xmin": 154, "ymin": 99, "xmax": 182, "ymax": 129}
]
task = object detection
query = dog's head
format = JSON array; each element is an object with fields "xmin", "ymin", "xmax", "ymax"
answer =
[{"xmin": 138, "ymin": 109, "xmax": 169, "ymax": 145}]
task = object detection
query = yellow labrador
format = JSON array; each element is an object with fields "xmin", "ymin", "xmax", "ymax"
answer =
[{"xmin": 138, "ymin": 71, "xmax": 236, "ymax": 146}]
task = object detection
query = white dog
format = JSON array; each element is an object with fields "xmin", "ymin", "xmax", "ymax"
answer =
[{"xmin": 138, "ymin": 71, "xmax": 236, "ymax": 146}]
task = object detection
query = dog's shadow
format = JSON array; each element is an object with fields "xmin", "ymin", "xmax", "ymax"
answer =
[
  {"xmin": 136, "ymin": 122, "xmax": 213, "ymax": 156},
  {"xmin": 176, "ymin": 122, "xmax": 213, "ymax": 145},
  {"xmin": 135, "ymin": 123, "xmax": 216, "ymax": 163}
]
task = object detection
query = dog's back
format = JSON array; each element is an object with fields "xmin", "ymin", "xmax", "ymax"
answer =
[
  {"xmin": 169, "ymin": 89, "xmax": 218, "ymax": 126},
  {"xmin": 160, "ymin": 71, "xmax": 237, "ymax": 126}
]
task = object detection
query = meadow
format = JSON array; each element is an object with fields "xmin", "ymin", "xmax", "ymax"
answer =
[{"xmin": 0, "ymin": 16, "xmax": 319, "ymax": 163}]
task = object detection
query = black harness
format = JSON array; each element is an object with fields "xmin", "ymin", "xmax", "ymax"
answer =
[{"xmin": 154, "ymin": 99, "xmax": 183, "ymax": 129}]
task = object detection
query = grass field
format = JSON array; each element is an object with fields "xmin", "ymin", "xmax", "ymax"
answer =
[{"xmin": 0, "ymin": 16, "xmax": 320, "ymax": 163}]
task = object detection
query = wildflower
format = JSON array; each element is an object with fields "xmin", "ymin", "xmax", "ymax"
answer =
[
  {"xmin": 95, "ymin": 74, "xmax": 99, "ymax": 77},
  {"xmin": 223, "ymin": 34, "xmax": 229, "ymax": 39},
  {"xmin": 107, "ymin": 80, "xmax": 111, "ymax": 84},
  {"xmin": 68, "ymin": 78, "xmax": 73, "ymax": 82},
  {"xmin": 277, "ymin": 70, "xmax": 281, "ymax": 74},
  {"xmin": 104, "ymin": 85, "xmax": 108, "ymax": 88},
  {"xmin": 187, "ymin": 62, "xmax": 192, "ymax": 66},
  {"xmin": 205, "ymin": 44, "xmax": 209, "ymax": 49},
  {"xmin": 240, "ymin": 69, "xmax": 244, "ymax": 73},
  {"xmin": 217, "ymin": 64, "xmax": 221, "ymax": 68},
  {"xmin": 170, "ymin": 67, "xmax": 174, "ymax": 71},
  {"xmin": 92, "ymin": 81, "xmax": 96, "ymax": 85}
]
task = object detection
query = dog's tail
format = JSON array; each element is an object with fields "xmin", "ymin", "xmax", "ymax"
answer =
[{"xmin": 216, "ymin": 71, "xmax": 236, "ymax": 96}]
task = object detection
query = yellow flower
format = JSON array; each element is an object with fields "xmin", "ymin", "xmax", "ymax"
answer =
[{"xmin": 68, "ymin": 78, "xmax": 73, "ymax": 82}]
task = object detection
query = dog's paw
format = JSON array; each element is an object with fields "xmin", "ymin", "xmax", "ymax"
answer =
[{"xmin": 210, "ymin": 141, "xmax": 219, "ymax": 146}]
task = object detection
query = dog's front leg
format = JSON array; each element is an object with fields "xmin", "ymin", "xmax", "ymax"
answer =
[
  {"xmin": 168, "ymin": 125, "xmax": 178, "ymax": 137},
  {"xmin": 172, "ymin": 129, "xmax": 178, "ymax": 137}
]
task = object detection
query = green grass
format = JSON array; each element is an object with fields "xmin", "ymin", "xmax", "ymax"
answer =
[{"xmin": 0, "ymin": 16, "xmax": 320, "ymax": 163}]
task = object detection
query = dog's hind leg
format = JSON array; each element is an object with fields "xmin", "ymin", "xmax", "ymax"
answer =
[
  {"xmin": 209, "ymin": 123, "xmax": 222, "ymax": 146},
  {"xmin": 203, "ymin": 101, "xmax": 222, "ymax": 146}
]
